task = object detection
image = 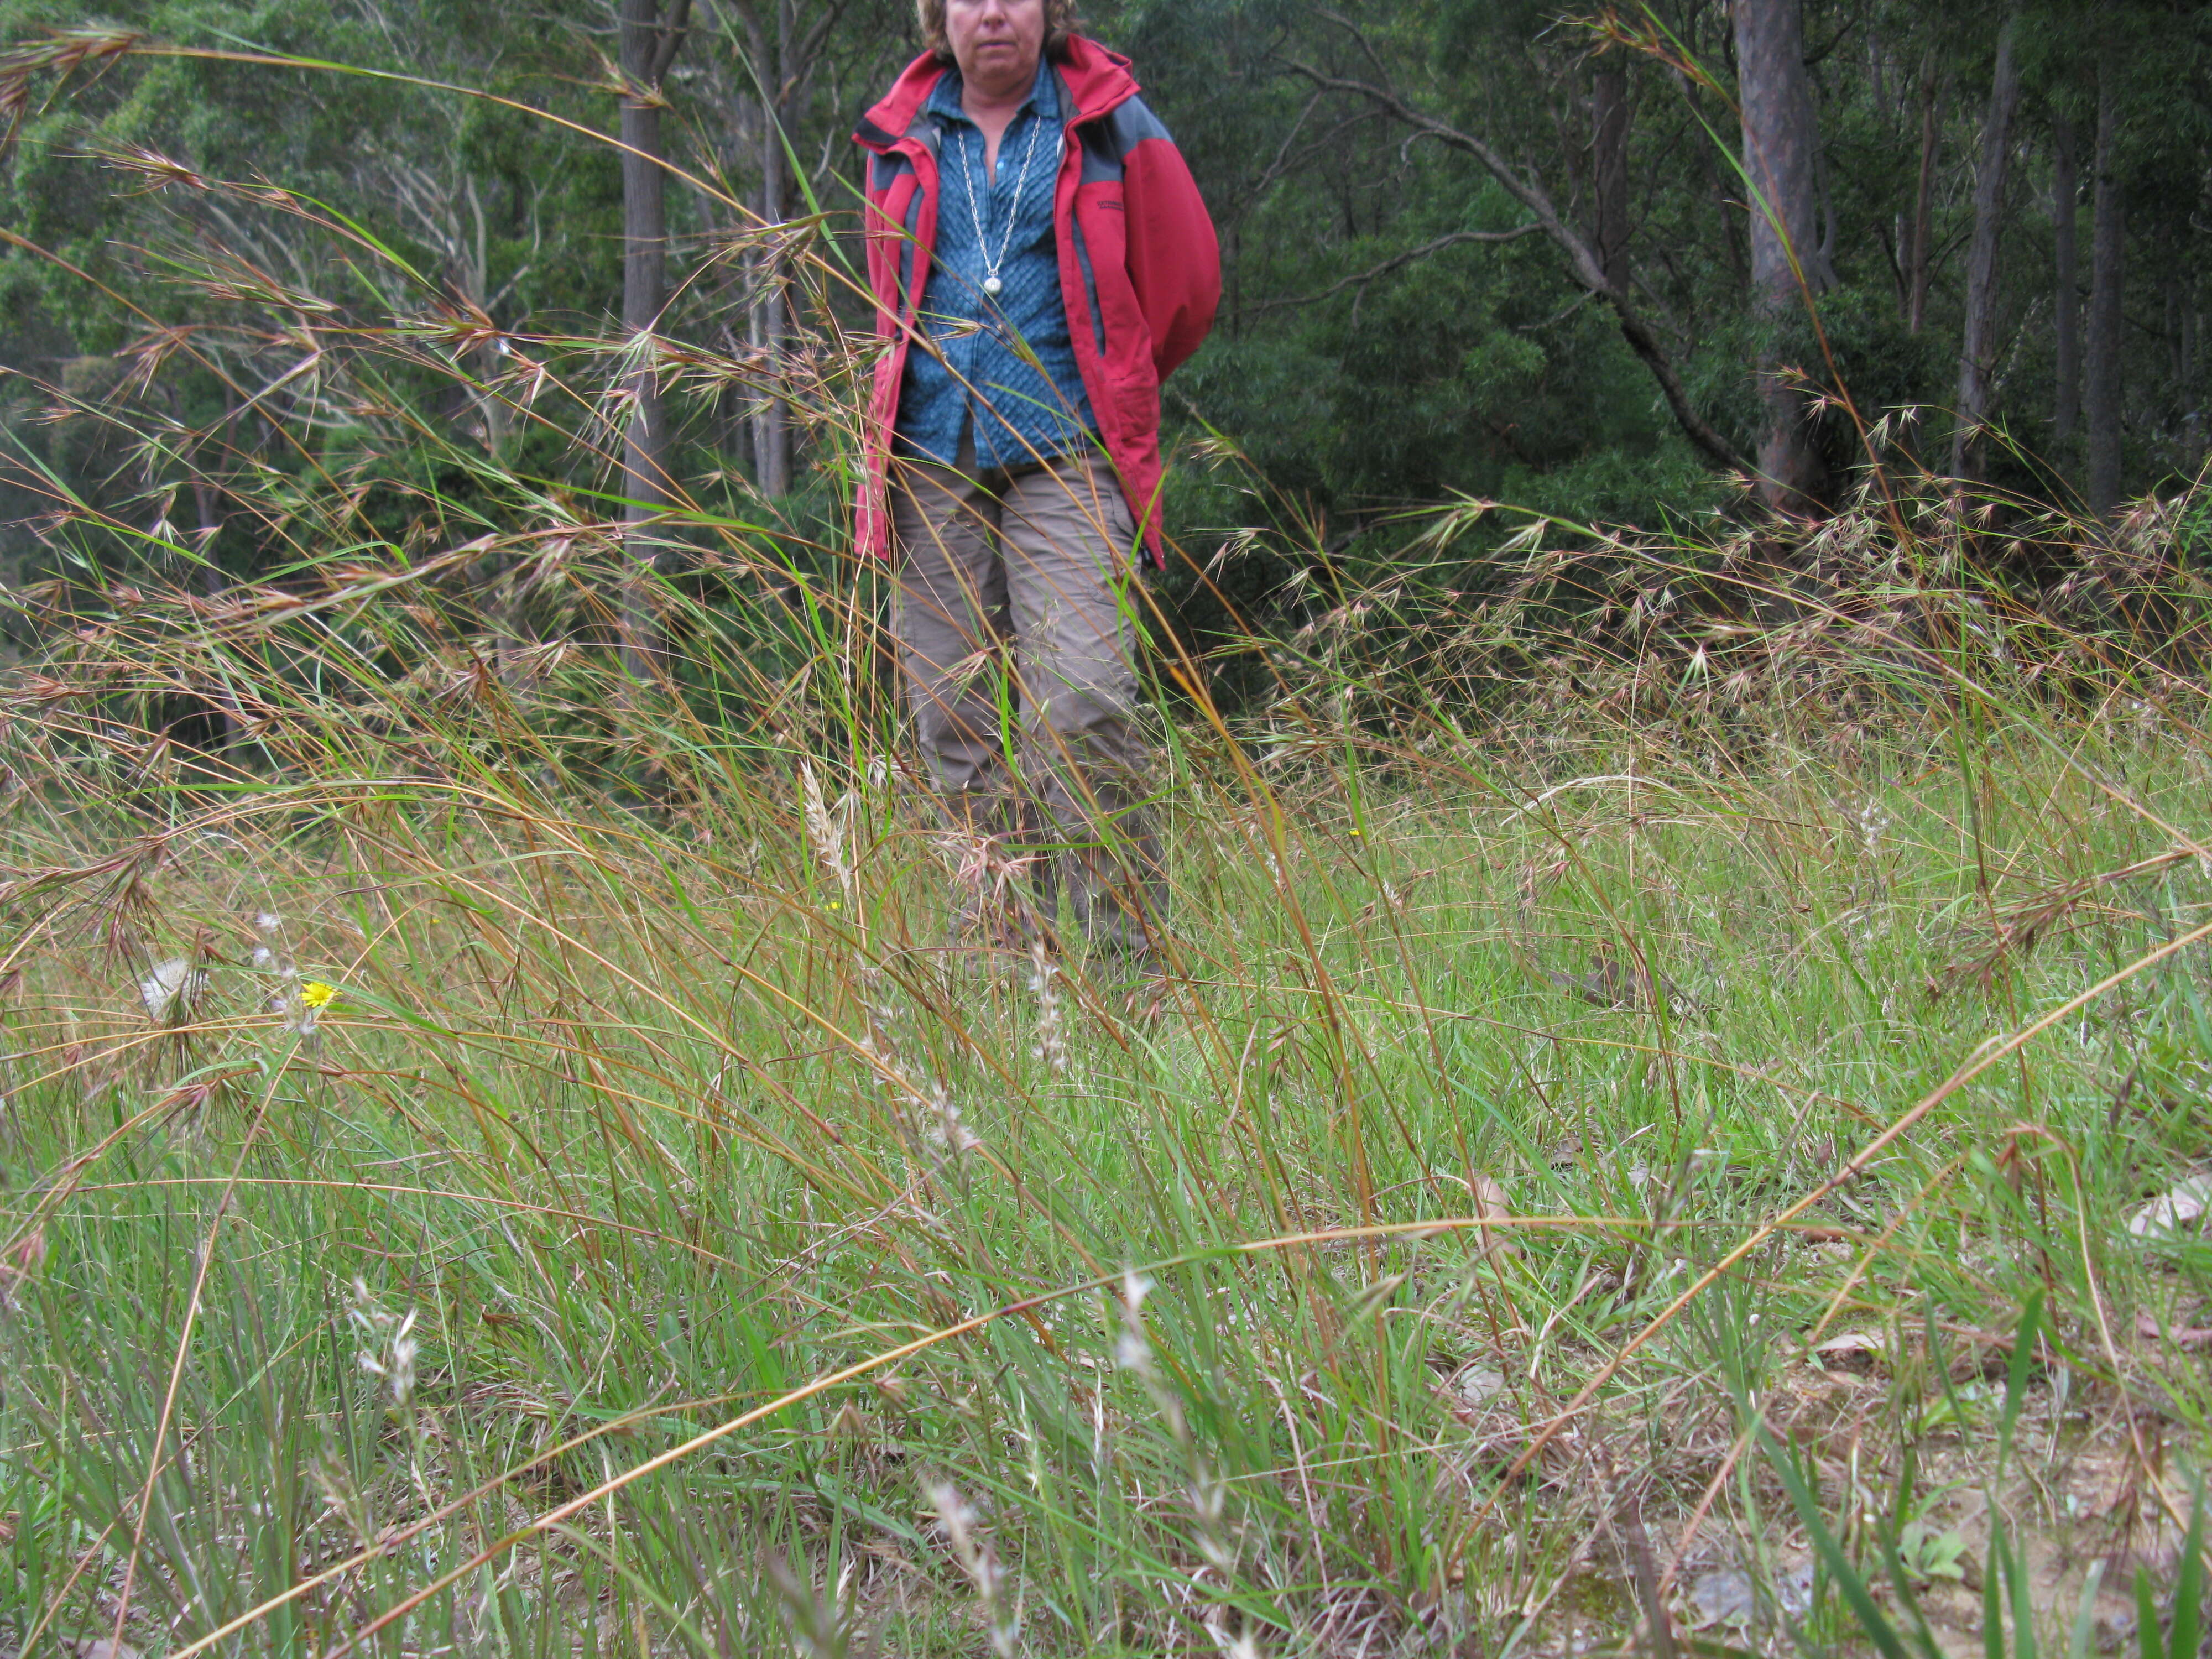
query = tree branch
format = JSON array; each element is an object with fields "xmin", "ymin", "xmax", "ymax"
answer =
[
  {"xmin": 648, "ymin": 0, "xmax": 692, "ymax": 87},
  {"xmin": 1227, "ymin": 89, "xmax": 1324, "ymax": 224},
  {"xmin": 1279, "ymin": 58, "xmax": 1751, "ymax": 474},
  {"xmin": 1244, "ymin": 224, "xmax": 1542, "ymax": 315}
]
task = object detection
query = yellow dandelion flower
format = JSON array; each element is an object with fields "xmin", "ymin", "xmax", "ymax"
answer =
[{"xmin": 300, "ymin": 980, "xmax": 338, "ymax": 1009}]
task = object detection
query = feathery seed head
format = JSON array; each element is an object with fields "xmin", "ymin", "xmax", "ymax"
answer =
[{"xmin": 139, "ymin": 956, "xmax": 208, "ymax": 1023}]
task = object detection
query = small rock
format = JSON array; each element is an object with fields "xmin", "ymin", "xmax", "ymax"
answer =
[
  {"xmin": 1809, "ymin": 1329, "xmax": 1886, "ymax": 1373},
  {"xmin": 2127, "ymin": 1176, "xmax": 2212, "ymax": 1245},
  {"xmin": 1686, "ymin": 1562, "xmax": 1812, "ymax": 1630},
  {"xmin": 1779, "ymin": 1561, "xmax": 1815, "ymax": 1616},
  {"xmin": 1687, "ymin": 1568, "xmax": 1756, "ymax": 1629},
  {"xmin": 1451, "ymin": 1365, "xmax": 1505, "ymax": 1408}
]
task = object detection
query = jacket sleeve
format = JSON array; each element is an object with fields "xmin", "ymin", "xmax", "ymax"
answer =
[
  {"xmin": 1119, "ymin": 126, "xmax": 1220, "ymax": 382},
  {"xmin": 860, "ymin": 158, "xmax": 921, "ymax": 335}
]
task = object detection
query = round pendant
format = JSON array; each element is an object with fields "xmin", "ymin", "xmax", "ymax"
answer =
[{"xmin": 983, "ymin": 275, "xmax": 1003, "ymax": 298}]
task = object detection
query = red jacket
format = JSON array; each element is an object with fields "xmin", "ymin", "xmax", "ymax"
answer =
[{"xmin": 852, "ymin": 36, "xmax": 1220, "ymax": 566}]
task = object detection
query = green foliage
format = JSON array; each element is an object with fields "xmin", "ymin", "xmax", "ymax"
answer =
[{"xmin": 6, "ymin": 0, "xmax": 2211, "ymax": 613}]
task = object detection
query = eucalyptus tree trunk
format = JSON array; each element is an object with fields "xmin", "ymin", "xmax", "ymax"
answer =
[
  {"xmin": 1734, "ymin": 0, "xmax": 1832, "ymax": 515},
  {"xmin": 2085, "ymin": 53, "xmax": 2125, "ymax": 521},
  {"xmin": 2052, "ymin": 114, "xmax": 2080, "ymax": 457},
  {"xmin": 1952, "ymin": 14, "xmax": 2020, "ymax": 481},
  {"xmin": 732, "ymin": 0, "xmax": 800, "ymax": 500},
  {"xmin": 617, "ymin": 0, "xmax": 688, "ymax": 682},
  {"xmin": 1907, "ymin": 54, "xmax": 1940, "ymax": 335},
  {"xmin": 753, "ymin": 32, "xmax": 792, "ymax": 502}
]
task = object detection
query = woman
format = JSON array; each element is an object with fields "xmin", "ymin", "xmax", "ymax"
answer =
[{"xmin": 852, "ymin": 0, "xmax": 1219, "ymax": 968}]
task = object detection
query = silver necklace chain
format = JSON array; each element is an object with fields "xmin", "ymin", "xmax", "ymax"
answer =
[{"xmin": 954, "ymin": 105, "xmax": 1051, "ymax": 300}]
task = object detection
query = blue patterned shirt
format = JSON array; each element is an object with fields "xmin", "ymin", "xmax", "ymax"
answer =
[{"xmin": 895, "ymin": 59, "xmax": 1097, "ymax": 469}]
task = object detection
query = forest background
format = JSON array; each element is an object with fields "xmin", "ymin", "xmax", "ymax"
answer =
[{"xmin": 5, "ymin": 0, "xmax": 2209, "ymax": 643}]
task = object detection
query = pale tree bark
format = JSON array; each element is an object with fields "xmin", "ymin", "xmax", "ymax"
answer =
[
  {"xmin": 721, "ymin": 0, "xmax": 844, "ymax": 500},
  {"xmin": 753, "ymin": 28, "xmax": 791, "ymax": 501},
  {"xmin": 1734, "ymin": 0, "xmax": 1834, "ymax": 514},
  {"xmin": 617, "ymin": 0, "xmax": 690, "ymax": 683},
  {"xmin": 2052, "ymin": 113, "xmax": 2080, "ymax": 456},
  {"xmin": 1952, "ymin": 13, "xmax": 2021, "ymax": 480},
  {"xmin": 2085, "ymin": 50, "xmax": 2125, "ymax": 520},
  {"xmin": 1591, "ymin": 65, "xmax": 1630, "ymax": 289},
  {"xmin": 340, "ymin": 4, "xmax": 543, "ymax": 471},
  {"xmin": 382, "ymin": 163, "xmax": 544, "ymax": 456}
]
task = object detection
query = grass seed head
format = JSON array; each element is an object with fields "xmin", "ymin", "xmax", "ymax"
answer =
[
  {"xmin": 348, "ymin": 1279, "xmax": 420, "ymax": 1407},
  {"xmin": 927, "ymin": 1480, "xmax": 1018, "ymax": 1653},
  {"xmin": 138, "ymin": 956, "xmax": 207, "ymax": 1024},
  {"xmin": 1027, "ymin": 940, "xmax": 1067, "ymax": 1074}
]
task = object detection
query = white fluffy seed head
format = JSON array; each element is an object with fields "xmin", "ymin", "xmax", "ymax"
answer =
[
  {"xmin": 139, "ymin": 957, "xmax": 208, "ymax": 1022},
  {"xmin": 1028, "ymin": 940, "xmax": 1067, "ymax": 1074}
]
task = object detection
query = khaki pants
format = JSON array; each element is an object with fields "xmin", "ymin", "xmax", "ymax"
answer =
[{"xmin": 891, "ymin": 441, "xmax": 1161, "ymax": 955}]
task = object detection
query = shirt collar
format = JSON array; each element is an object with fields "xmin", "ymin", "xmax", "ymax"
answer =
[{"xmin": 928, "ymin": 55, "xmax": 1057, "ymax": 124}]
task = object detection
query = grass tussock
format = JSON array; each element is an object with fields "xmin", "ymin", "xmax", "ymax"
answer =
[
  {"xmin": 2, "ymin": 497, "xmax": 2211, "ymax": 1658},
  {"xmin": 2, "ymin": 34, "xmax": 2212, "ymax": 1657}
]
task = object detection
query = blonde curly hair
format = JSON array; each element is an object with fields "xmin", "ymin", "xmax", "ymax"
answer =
[{"xmin": 915, "ymin": 0, "xmax": 1079, "ymax": 64}]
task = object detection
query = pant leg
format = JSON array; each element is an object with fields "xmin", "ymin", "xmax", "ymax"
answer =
[
  {"xmin": 890, "ymin": 455, "xmax": 1014, "ymax": 828},
  {"xmin": 891, "ymin": 456, "xmax": 1008, "ymax": 795},
  {"xmin": 998, "ymin": 449, "xmax": 1163, "ymax": 955}
]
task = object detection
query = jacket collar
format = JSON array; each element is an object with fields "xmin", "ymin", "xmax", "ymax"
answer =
[
  {"xmin": 926, "ymin": 54, "xmax": 1058, "ymax": 124},
  {"xmin": 854, "ymin": 34, "xmax": 1139, "ymax": 150}
]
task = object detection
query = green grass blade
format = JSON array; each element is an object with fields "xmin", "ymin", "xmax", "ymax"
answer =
[
  {"xmin": 1758, "ymin": 1423, "xmax": 1924, "ymax": 1659},
  {"xmin": 1997, "ymin": 1290, "xmax": 2045, "ymax": 1480},
  {"xmin": 2172, "ymin": 1486, "xmax": 2205, "ymax": 1659},
  {"xmin": 2069, "ymin": 1562, "xmax": 2109, "ymax": 1659}
]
